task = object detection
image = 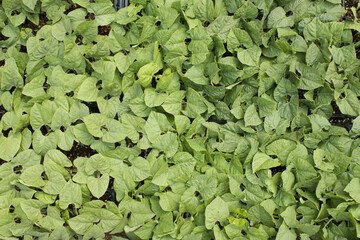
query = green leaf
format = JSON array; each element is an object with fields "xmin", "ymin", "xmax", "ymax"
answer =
[
  {"xmin": 276, "ymin": 223, "xmax": 297, "ymax": 240},
  {"xmin": 59, "ymin": 180, "xmax": 82, "ymax": 210},
  {"xmin": 20, "ymin": 164, "xmax": 46, "ymax": 188},
  {"xmin": 153, "ymin": 212, "xmax": 176, "ymax": 236},
  {"xmin": 83, "ymin": 113, "xmax": 127, "ymax": 143},
  {"xmin": 237, "ymin": 46, "xmax": 261, "ymax": 67},
  {"xmin": 52, "ymin": 17, "xmax": 72, "ymax": 41},
  {"xmin": 227, "ymin": 28, "xmax": 253, "ymax": 52},
  {"xmin": 30, "ymin": 103, "xmax": 52, "ymax": 130},
  {"xmin": 49, "ymin": 227, "xmax": 70, "ymax": 240},
  {"xmin": 218, "ymin": 57, "xmax": 242, "ymax": 85},
  {"xmin": 0, "ymin": 131, "xmax": 22, "ymax": 161},
  {"xmin": 174, "ymin": 115, "xmax": 190, "ymax": 135},
  {"xmin": 303, "ymin": 18, "xmax": 331, "ymax": 42},
  {"xmin": 244, "ymin": 104, "xmax": 262, "ymax": 127},
  {"xmin": 313, "ymin": 149, "xmax": 334, "ymax": 172},
  {"xmin": 83, "ymin": 113, "xmax": 107, "ymax": 138},
  {"xmin": 306, "ymin": 43, "xmax": 322, "ymax": 66},
  {"xmin": 234, "ymin": 0, "xmax": 258, "ymax": 18},
  {"xmin": 95, "ymin": 208, "xmax": 122, "ymax": 232},
  {"xmin": 183, "ymin": 88, "xmax": 208, "ymax": 118},
  {"xmin": 248, "ymin": 204, "xmax": 274, "ymax": 227},
  {"xmin": 145, "ymin": 112, "xmax": 172, "ymax": 143},
  {"xmin": 76, "ymin": 77, "xmax": 99, "ymax": 102},
  {"xmin": 252, "ymin": 152, "xmax": 281, "ymax": 173},
  {"xmin": 344, "ymin": 178, "xmax": 360, "ymax": 203},
  {"xmin": 137, "ymin": 62, "xmax": 160, "ymax": 88},
  {"xmin": 20, "ymin": 199, "xmax": 45, "ymax": 222},
  {"xmin": 134, "ymin": 220, "xmax": 156, "ymax": 239},
  {"xmin": 266, "ymin": 139, "xmax": 297, "ymax": 164},
  {"xmin": 42, "ymin": 170, "xmax": 67, "ymax": 195},
  {"xmin": 188, "ymin": 175, "xmax": 217, "ymax": 200},
  {"xmin": 88, "ymin": 3, "xmax": 116, "ymax": 26},
  {"xmin": 152, "ymin": 162, "xmax": 169, "ymax": 187},
  {"xmin": 162, "ymin": 91, "xmax": 185, "ymax": 115},
  {"xmin": 144, "ymin": 88, "xmax": 167, "ymax": 108},
  {"xmin": 129, "ymin": 157, "xmax": 151, "ymax": 182},
  {"xmin": 207, "ymin": 16, "xmax": 238, "ymax": 41},
  {"xmin": 83, "ymin": 224, "xmax": 105, "ymax": 240},
  {"xmin": 68, "ymin": 213, "xmax": 99, "ymax": 235},
  {"xmin": 72, "ymin": 123, "xmax": 95, "ymax": 145},
  {"xmin": 152, "ymin": 132, "xmax": 178, "ymax": 158},
  {"xmin": 264, "ymin": 111, "xmax": 289, "ymax": 133},
  {"xmin": 308, "ymin": 114, "xmax": 331, "ymax": 132},
  {"xmin": 51, "ymin": 108, "xmax": 71, "ymax": 130},
  {"xmin": 350, "ymin": 116, "xmax": 360, "ymax": 137},
  {"xmin": 75, "ymin": 20, "xmax": 98, "ymax": 44},
  {"xmin": 129, "ymin": 97, "xmax": 153, "ymax": 117},
  {"xmin": 205, "ymin": 196, "xmax": 229, "ymax": 229},
  {"xmin": 296, "ymin": 63, "xmax": 324, "ymax": 90},
  {"xmin": 194, "ymin": 0, "xmax": 215, "ymax": 22},
  {"xmin": 127, "ymin": 200, "xmax": 155, "ymax": 227},
  {"xmin": 22, "ymin": 0, "xmax": 38, "ymax": 10},
  {"xmin": 1, "ymin": 58, "xmax": 24, "ymax": 90},
  {"xmin": 97, "ymin": 96, "xmax": 121, "ymax": 119},
  {"xmin": 267, "ymin": 7, "xmax": 294, "ymax": 28},
  {"xmin": 184, "ymin": 65, "xmax": 209, "ymax": 85},
  {"xmin": 114, "ymin": 52, "xmax": 135, "ymax": 74},
  {"xmin": 85, "ymin": 154, "xmax": 110, "ymax": 175},
  {"xmin": 331, "ymin": 45, "xmax": 356, "ymax": 65},
  {"xmin": 39, "ymin": 207, "xmax": 65, "ymax": 230},
  {"xmin": 23, "ymin": 75, "xmax": 46, "ymax": 98},
  {"xmin": 159, "ymin": 191, "xmax": 180, "ymax": 212},
  {"xmin": 336, "ymin": 89, "xmax": 360, "ymax": 116},
  {"xmin": 114, "ymin": 171, "xmax": 136, "ymax": 201},
  {"xmin": 173, "ymin": 151, "xmax": 197, "ymax": 174},
  {"xmin": 87, "ymin": 174, "xmax": 110, "ymax": 199}
]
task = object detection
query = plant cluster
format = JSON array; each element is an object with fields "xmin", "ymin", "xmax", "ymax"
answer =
[{"xmin": 1, "ymin": 0, "xmax": 360, "ymax": 239}]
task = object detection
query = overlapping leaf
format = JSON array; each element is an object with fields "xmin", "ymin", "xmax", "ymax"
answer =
[{"xmin": 0, "ymin": 0, "xmax": 360, "ymax": 239}]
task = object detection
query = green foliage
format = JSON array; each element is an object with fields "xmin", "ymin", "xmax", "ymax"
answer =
[{"xmin": 0, "ymin": 0, "xmax": 360, "ymax": 239}]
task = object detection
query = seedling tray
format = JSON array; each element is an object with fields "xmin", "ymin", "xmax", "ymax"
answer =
[
  {"xmin": 329, "ymin": 114, "xmax": 357, "ymax": 131},
  {"xmin": 113, "ymin": 0, "xmax": 129, "ymax": 11}
]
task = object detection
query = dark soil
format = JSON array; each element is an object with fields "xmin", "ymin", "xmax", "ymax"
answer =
[
  {"xmin": 98, "ymin": 25, "xmax": 112, "ymax": 36},
  {"xmin": 21, "ymin": 13, "xmax": 48, "ymax": 36},
  {"xmin": 344, "ymin": 0, "xmax": 359, "ymax": 9},
  {"xmin": 344, "ymin": 0, "xmax": 360, "ymax": 19},
  {"xmin": 298, "ymin": 90, "xmax": 306, "ymax": 100},
  {"xmin": 331, "ymin": 101, "xmax": 341, "ymax": 115},
  {"xmin": 270, "ymin": 165, "xmax": 286, "ymax": 175},
  {"xmin": 84, "ymin": 102, "xmax": 100, "ymax": 114},
  {"xmin": 0, "ymin": 106, "xmax": 6, "ymax": 120},
  {"xmin": 0, "ymin": 1, "xmax": 355, "ymax": 239},
  {"xmin": 0, "ymin": 32, "xmax": 8, "ymax": 41},
  {"xmin": 62, "ymin": 142, "xmax": 97, "ymax": 161},
  {"xmin": 64, "ymin": 3, "xmax": 82, "ymax": 14}
]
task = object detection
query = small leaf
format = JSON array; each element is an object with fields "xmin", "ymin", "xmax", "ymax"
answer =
[
  {"xmin": 87, "ymin": 174, "xmax": 110, "ymax": 199},
  {"xmin": 137, "ymin": 62, "xmax": 160, "ymax": 88}
]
